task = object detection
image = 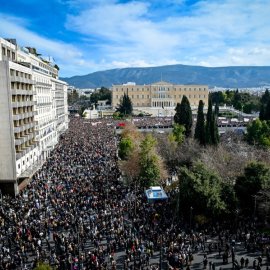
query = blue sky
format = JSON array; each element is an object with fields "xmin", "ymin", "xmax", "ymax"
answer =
[{"xmin": 1, "ymin": 0, "xmax": 270, "ymax": 77}]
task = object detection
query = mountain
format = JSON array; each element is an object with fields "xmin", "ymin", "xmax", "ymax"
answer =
[{"xmin": 61, "ymin": 64, "xmax": 270, "ymax": 89}]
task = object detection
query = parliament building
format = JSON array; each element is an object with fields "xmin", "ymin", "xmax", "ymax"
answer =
[{"xmin": 112, "ymin": 81, "xmax": 209, "ymax": 116}]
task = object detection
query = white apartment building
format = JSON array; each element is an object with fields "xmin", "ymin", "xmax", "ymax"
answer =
[{"xmin": 0, "ymin": 38, "xmax": 68, "ymax": 195}]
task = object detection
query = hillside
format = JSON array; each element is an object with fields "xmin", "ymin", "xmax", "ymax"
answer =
[{"xmin": 61, "ymin": 64, "xmax": 270, "ymax": 89}]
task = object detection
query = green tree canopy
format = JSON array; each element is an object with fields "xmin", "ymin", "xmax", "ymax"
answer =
[
  {"xmin": 194, "ymin": 100, "xmax": 206, "ymax": 145},
  {"xmin": 246, "ymin": 119, "xmax": 270, "ymax": 147},
  {"xmin": 235, "ymin": 162, "xmax": 270, "ymax": 212},
  {"xmin": 139, "ymin": 134, "xmax": 161, "ymax": 187},
  {"xmin": 68, "ymin": 89, "xmax": 79, "ymax": 105},
  {"xmin": 78, "ymin": 105, "xmax": 87, "ymax": 117},
  {"xmin": 116, "ymin": 93, "xmax": 133, "ymax": 116},
  {"xmin": 118, "ymin": 137, "xmax": 134, "ymax": 160},
  {"xmin": 90, "ymin": 87, "xmax": 112, "ymax": 105},
  {"xmin": 170, "ymin": 124, "xmax": 185, "ymax": 145},
  {"xmin": 205, "ymin": 97, "xmax": 219, "ymax": 145},
  {"xmin": 174, "ymin": 95, "xmax": 192, "ymax": 137},
  {"xmin": 178, "ymin": 163, "xmax": 226, "ymax": 217}
]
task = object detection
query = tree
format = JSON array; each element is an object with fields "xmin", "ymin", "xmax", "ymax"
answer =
[
  {"xmin": 68, "ymin": 89, "xmax": 79, "ymax": 105},
  {"xmin": 214, "ymin": 102, "xmax": 219, "ymax": 116},
  {"xmin": 205, "ymin": 97, "xmax": 219, "ymax": 146},
  {"xmin": 90, "ymin": 87, "xmax": 112, "ymax": 105},
  {"xmin": 235, "ymin": 162, "xmax": 270, "ymax": 212},
  {"xmin": 116, "ymin": 93, "xmax": 133, "ymax": 116},
  {"xmin": 211, "ymin": 91, "xmax": 225, "ymax": 105},
  {"xmin": 194, "ymin": 100, "xmax": 206, "ymax": 145},
  {"xmin": 264, "ymin": 99, "xmax": 270, "ymax": 120},
  {"xmin": 232, "ymin": 89, "xmax": 242, "ymax": 110},
  {"xmin": 169, "ymin": 124, "xmax": 185, "ymax": 145},
  {"xmin": 139, "ymin": 134, "xmax": 167, "ymax": 187},
  {"xmin": 178, "ymin": 163, "xmax": 226, "ymax": 218},
  {"xmin": 259, "ymin": 89, "xmax": 270, "ymax": 120},
  {"xmin": 211, "ymin": 113, "xmax": 219, "ymax": 145},
  {"xmin": 118, "ymin": 137, "xmax": 134, "ymax": 160},
  {"xmin": 78, "ymin": 106, "xmax": 86, "ymax": 117},
  {"xmin": 246, "ymin": 119, "xmax": 270, "ymax": 147},
  {"xmin": 205, "ymin": 98, "xmax": 213, "ymax": 144},
  {"xmin": 174, "ymin": 95, "xmax": 192, "ymax": 137}
]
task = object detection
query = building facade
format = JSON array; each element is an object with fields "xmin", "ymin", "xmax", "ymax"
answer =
[
  {"xmin": 0, "ymin": 38, "xmax": 68, "ymax": 195},
  {"xmin": 112, "ymin": 81, "xmax": 209, "ymax": 116}
]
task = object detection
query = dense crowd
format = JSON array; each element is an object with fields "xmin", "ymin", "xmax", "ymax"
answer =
[{"xmin": 0, "ymin": 117, "xmax": 269, "ymax": 270}]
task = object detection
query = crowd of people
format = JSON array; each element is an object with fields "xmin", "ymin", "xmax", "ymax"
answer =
[{"xmin": 0, "ymin": 117, "xmax": 269, "ymax": 270}]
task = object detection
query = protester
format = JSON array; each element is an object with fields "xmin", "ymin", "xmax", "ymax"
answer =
[{"xmin": 0, "ymin": 117, "xmax": 269, "ymax": 270}]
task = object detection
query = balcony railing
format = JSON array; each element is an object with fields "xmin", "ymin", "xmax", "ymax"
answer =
[
  {"xmin": 10, "ymin": 75, "xmax": 35, "ymax": 85},
  {"xmin": 12, "ymin": 100, "xmax": 35, "ymax": 108},
  {"xmin": 11, "ymin": 89, "xmax": 36, "ymax": 96}
]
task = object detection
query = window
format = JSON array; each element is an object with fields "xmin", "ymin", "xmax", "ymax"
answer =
[
  {"xmin": 2, "ymin": 47, "xmax": 6, "ymax": 56},
  {"xmin": 12, "ymin": 52, "xmax": 15, "ymax": 60},
  {"xmin": 142, "ymin": 95, "xmax": 144, "ymax": 99},
  {"xmin": 18, "ymin": 164, "xmax": 20, "ymax": 169},
  {"xmin": 7, "ymin": 50, "xmax": 10, "ymax": 57}
]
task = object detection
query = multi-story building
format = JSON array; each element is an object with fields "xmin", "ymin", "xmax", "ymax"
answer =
[
  {"xmin": 0, "ymin": 38, "xmax": 68, "ymax": 195},
  {"xmin": 112, "ymin": 81, "xmax": 209, "ymax": 116}
]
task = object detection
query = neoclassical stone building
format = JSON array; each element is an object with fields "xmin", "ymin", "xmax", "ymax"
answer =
[{"xmin": 112, "ymin": 81, "xmax": 209, "ymax": 115}]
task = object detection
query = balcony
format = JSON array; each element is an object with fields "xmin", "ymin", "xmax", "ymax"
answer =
[
  {"xmin": 13, "ymin": 111, "xmax": 35, "ymax": 121},
  {"xmin": 12, "ymin": 100, "xmax": 35, "ymax": 108},
  {"xmin": 16, "ymin": 152, "xmax": 23, "ymax": 160},
  {"xmin": 11, "ymin": 89, "xmax": 36, "ymax": 96},
  {"xmin": 15, "ymin": 138, "xmax": 24, "ymax": 146},
  {"xmin": 10, "ymin": 76, "xmax": 35, "ymax": 85},
  {"xmin": 14, "ymin": 126, "xmax": 23, "ymax": 133}
]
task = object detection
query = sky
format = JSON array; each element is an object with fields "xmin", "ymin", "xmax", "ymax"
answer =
[{"xmin": 0, "ymin": 0, "xmax": 270, "ymax": 77}]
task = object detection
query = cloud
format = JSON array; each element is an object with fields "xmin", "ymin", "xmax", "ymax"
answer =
[
  {"xmin": 65, "ymin": 0, "xmax": 270, "ymax": 72},
  {"xmin": 2, "ymin": 0, "xmax": 270, "ymax": 77},
  {"xmin": 0, "ymin": 13, "xmax": 84, "ymax": 76}
]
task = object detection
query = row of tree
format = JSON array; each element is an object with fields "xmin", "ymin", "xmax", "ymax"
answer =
[
  {"xmin": 155, "ymin": 124, "xmax": 270, "ymax": 223},
  {"xmin": 211, "ymin": 89, "xmax": 261, "ymax": 113},
  {"xmin": 174, "ymin": 95, "xmax": 219, "ymax": 146},
  {"xmin": 245, "ymin": 90, "xmax": 270, "ymax": 148},
  {"xmin": 67, "ymin": 87, "xmax": 111, "ymax": 106}
]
